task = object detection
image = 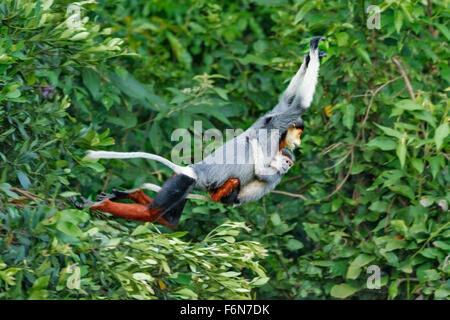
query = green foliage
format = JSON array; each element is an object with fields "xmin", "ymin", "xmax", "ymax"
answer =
[
  {"xmin": 1, "ymin": 0, "xmax": 449, "ymax": 300},
  {"xmin": 0, "ymin": 206, "xmax": 267, "ymax": 299}
]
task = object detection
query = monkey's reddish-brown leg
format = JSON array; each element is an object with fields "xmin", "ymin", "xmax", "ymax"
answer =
[
  {"xmin": 209, "ymin": 178, "xmax": 240, "ymax": 202},
  {"xmin": 112, "ymin": 189, "xmax": 152, "ymax": 205},
  {"xmin": 89, "ymin": 191, "xmax": 175, "ymax": 227}
]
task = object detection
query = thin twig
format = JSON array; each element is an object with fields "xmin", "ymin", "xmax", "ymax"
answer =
[
  {"xmin": 9, "ymin": 187, "xmax": 42, "ymax": 202},
  {"xmin": 325, "ymin": 77, "xmax": 401, "ymax": 199},
  {"xmin": 270, "ymin": 190, "xmax": 307, "ymax": 201},
  {"xmin": 361, "ymin": 76, "xmax": 402, "ymax": 139},
  {"xmin": 391, "ymin": 57, "xmax": 415, "ymax": 100},
  {"xmin": 325, "ymin": 148, "xmax": 355, "ymax": 199},
  {"xmin": 141, "ymin": 183, "xmax": 307, "ymax": 202},
  {"xmin": 318, "ymin": 142, "xmax": 344, "ymax": 156},
  {"xmin": 426, "ymin": 0, "xmax": 437, "ymax": 37}
]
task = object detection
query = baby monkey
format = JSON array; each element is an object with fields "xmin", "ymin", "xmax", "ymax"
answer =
[{"xmin": 218, "ymin": 137, "xmax": 295, "ymax": 205}]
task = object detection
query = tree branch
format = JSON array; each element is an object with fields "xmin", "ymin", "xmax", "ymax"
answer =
[{"xmin": 392, "ymin": 56, "xmax": 415, "ymax": 100}]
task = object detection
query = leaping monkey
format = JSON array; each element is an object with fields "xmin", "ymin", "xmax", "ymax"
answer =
[{"xmin": 73, "ymin": 36, "xmax": 326, "ymax": 228}]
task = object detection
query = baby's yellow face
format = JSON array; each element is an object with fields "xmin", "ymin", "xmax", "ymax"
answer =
[{"xmin": 285, "ymin": 127, "xmax": 303, "ymax": 149}]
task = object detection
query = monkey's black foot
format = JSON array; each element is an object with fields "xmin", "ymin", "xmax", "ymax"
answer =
[
  {"xmin": 310, "ymin": 36, "xmax": 326, "ymax": 50},
  {"xmin": 96, "ymin": 188, "xmax": 135, "ymax": 202},
  {"xmin": 96, "ymin": 192, "xmax": 116, "ymax": 202},
  {"xmin": 69, "ymin": 196, "xmax": 95, "ymax": 209},
  {"xmin": 112, "ymin": 188, "xmax": 134, "ymax": 198}
]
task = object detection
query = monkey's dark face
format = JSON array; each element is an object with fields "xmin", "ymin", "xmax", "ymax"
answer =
[
  {"xmin": 285, "ymin": 127, "xmax": 303, "ymax": 149},
  {"xmin": 282, "ymin": 156, "xmax": 294, "ymax": 171},
  {"xmin": 277, "ymin": 154, "xmax": 294, "ymax": 173}
]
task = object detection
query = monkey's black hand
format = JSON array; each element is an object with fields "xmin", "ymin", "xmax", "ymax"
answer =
[
  {"xmin": 69, "ymin": 196, "xmax": 94, "ymax": 209},
  {"xmin": 305, "ymin": 37, "xmax": 326, "ymax": 67},
  {"xmin": 96, "ymin": 192, "xmax": 116, "ymax": 202},
  {"xmin": 96, "ymin": 189, "xmax": 131, "ymax": 202},
  {"xmin": 310, "ymin": 36, "xmax": 326, "ymax": 50}
]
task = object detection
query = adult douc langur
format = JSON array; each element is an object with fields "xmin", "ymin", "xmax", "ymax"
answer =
[{"xmin": 74, "ymin": 36, "xmax": 326, "ymax": 227}]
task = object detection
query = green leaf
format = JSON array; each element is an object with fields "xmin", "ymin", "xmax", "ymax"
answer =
[
  {"xmin": 395, "ymin": 99, "xmax": 422, "ymax": 111},
  {"xmin": 434, "ymin": 288, "xmax": 450, "ymax": 299},
  {"xmin": 294, "ymin": 2, "xmax": 315, "ymax": 24},
  {"xmin": 167, "ymin": 231, "xmax": 188, "ymax": 238},
  {"xmin": 336, "ymin": 32, "xmax": 349, "ymax": 47},
  {"xmin": 356, "ymin": 47, "xmax": 372, "ymax": 65},
  {"xmin": 394, "ymin": 10, "xmax": 403, "ymax": 34},
  {"xmin": 59, "ymin": 209, "xmax": 90, "ymax": 224},
  {"xmin": 391, "ymin": 220, "xmax": 408, "ymax": 235},
  {"xmin": 56, "ymin": 221, "xmax": 83, "ymax": 237},
  {"xmin": 396, "ymin": 135, "xmax": 407, "ymax": 169},
  {"xmin": 330, "ymin": 283, "xmax": 358, "ymax": 299},
  {"xmin": 0, "ymin": 267, "xmax": 20, "ymax": 285},
  {"xmin": 213, "ymin": 87, "xmax": 229, "ymax": 101},
  {"xmin": 109, "ymin": 72, "xmax": 167, "ymax": 111},
  {"xmin": 342, "ymin": 104, "xmax": 355, "ymax": 130},
  {"xmin": 400, "ymin": 3, "xmax": 414, "ymax": 22},
  {"xmin": 434, "ymin": 123, "xmax": 448, "ymax": 151},
  {"xmin": 286, "ymin": 239, "xmax": 304, "ymax": 251},
  {"xmin": 434, "ymin": 23, "xmax": 450, "ymax": 42},
  {"xmin": 410, "ymin": 158, "xmax": 424, "ymax": 173},
  {"xmin": 82, "ymin": 162, "xmax": 105, "ymax": 173},
  {"xmin": 175, "ymin": 288, "xmax": 198, "ymax": 299},
  {"xmin": 82, "ymin": 68, "xmax": 101, "ymax": 100},
  {"xmin": 271, "ymin": 213, "xmax": 281, "ymax": 226},
  {"xmin": 237, "ymin": 54, "xmax": 268, "ymax": 66},
  {"xmin": 388, "ymin": 281, "xmax": 399, "ymax": 300},
  {"xmin": 346, "ymin": 265, "xmax": 361, "ymax": 280},
  {"xmin": 28, "ymin": 275, "xmax": 50, "ymax": 299},
  {"xmin": 374, "ymin": 123, "xmax": 403, "ymax": 139},
  {"xmin": 366, "ymin": 137, "xmax": 397, "ymax": 151},
  {"xmin": 133, "ymin": 272, "xmax": 152, "ymax": 281},
  {"xmin": 251, "ymin": 277, "xmax": 269, "ymax": 286},
  {"xmin": 369, "ymin": 201, "xmax": 388, "ymax": 212},
  {"xmin": 59, "ymin": 191, "xmax": 80, "ymax": 198},
  {"xmin": 428, "ymin": 155, "xmax": 444, "ymax": 179},
  {"xmin": 188, "ymin": 105, "xmax": 232, "ymax": 126},
  {"xmin": 167, "ymin": 32, "xmax": 192, "ymax": 67},
  {"xmin": 389, "ymin": 185, "xmax": 414, "ymax": 200},
  {"xmin": 0, "ymin": 183, "xmax": 19, "ymax": 198},
  {"xmin": 172, "ymin": 273, "xmax": 191, "ymax": 285},
  {"xmin": 17, "ymin": 171, "xmax": 31, "ymax": 190},
  {"xmin": 433, "ymin": 241, "xmax": 450, "ymax": 251},
  {"xmin": 220, "ymin": 271, "xmax": 241, "ymax": 277},
  {"xmin": 346, "ymin": 254, "xmax": 375, "ymax": 280}
]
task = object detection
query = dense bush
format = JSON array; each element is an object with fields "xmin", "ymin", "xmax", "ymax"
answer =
[{"xmin": 0, "ymin": 0, "xmax": 449, "ymax": 299}]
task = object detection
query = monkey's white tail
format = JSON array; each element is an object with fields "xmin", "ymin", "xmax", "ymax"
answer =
[{"xmin": 85, "ymin": 150, "xmax": 197, "ymax": 179}]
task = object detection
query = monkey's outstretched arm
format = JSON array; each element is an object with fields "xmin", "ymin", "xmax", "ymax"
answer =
[{"xmin": 261, "ymin": 36, "xmax": 325, "ymax": 131}]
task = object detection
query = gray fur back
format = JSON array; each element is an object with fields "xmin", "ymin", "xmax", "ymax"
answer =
[{"xmin": 191, "ymin": 127, "xmax": 281, "ymax": 190}]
